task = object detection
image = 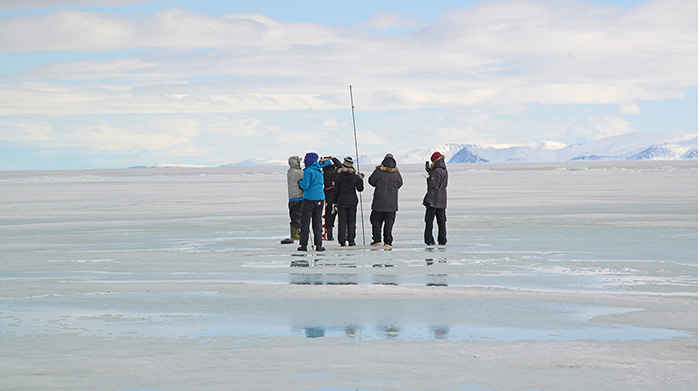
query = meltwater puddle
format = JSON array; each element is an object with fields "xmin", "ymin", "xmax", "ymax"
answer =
[{"xmin": 1, "ymin": 291, "xmax": 692, "ymax": 342}]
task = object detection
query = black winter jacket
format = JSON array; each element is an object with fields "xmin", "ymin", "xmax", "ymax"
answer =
[
  {"xmin": 322, "ymin": 157, "xmax": 342, "ymax": 192},
  {"xmin": 329, "ymin": 167, "xmax": 364, "ymax": 207},
  {"xmin": 368, "ymin": 156, "xmax": 403, "ymax": 212},
  {"xmin": 423, "ymin": 156, "xmax": 448, "ymax": 209}
]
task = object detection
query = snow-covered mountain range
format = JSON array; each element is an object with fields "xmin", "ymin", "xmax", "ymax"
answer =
[
  {"xmin": 133, "ymin": 132, "xmax": 696, "ymax": 168},
  {"xmin": 394, "ymin": 132, "xmax": 697, "ymax": 165}
]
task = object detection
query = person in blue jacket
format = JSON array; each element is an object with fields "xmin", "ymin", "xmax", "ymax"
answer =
[{"xmin": 298, "ymin": 152, "xmax": 326, "ymax": 252}]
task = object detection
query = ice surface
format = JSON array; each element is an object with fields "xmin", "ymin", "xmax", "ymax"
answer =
[{"xmin": 0, "ymin": 161, "xmax": 696, "ymax": 390}]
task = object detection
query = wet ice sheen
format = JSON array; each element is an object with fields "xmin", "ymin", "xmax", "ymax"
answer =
[
  {"xmin": 1, "ymin": 162, "xmax": 697, "ymax": 341},
  {"xmin": 0, "ymin": 161, "xmax": 697, "ymax": 390},
  {"xmin": 2, "ymin": 290, "xmax": 691, "ymax": 341}
]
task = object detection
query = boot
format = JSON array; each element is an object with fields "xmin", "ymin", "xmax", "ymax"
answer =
[{"xmin": 291, "ymin": 225, "xmax": 300, "ymax": 241}]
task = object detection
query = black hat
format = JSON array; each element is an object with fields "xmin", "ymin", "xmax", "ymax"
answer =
[{"xmin": 381, "ymin": 154, "xmax": 396, "ymax": 168}]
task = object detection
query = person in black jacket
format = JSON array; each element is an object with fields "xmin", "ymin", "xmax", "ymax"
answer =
[
  {"xmin": 320, "ymin": 156, "xmax": 343, "ymax": 240},
  {"xmin": 329, "ymin": 157, "xmax": 364, "ymax": 246},
  {"xmin": 423, "ymin": 152, "xmax": 448, "ymax": 245},
  {"xmin": 368, "ymin": 154, "xmax": 403, "ymax": 247}
]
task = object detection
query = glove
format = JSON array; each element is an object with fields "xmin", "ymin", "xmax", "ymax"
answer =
[
  {"xmin": 332, "ymin": 204, "xmax": 338, "ymax": 214},
  {"xmin": 359, "ymin": 172, "xmax": 365, "ymax": 179}
]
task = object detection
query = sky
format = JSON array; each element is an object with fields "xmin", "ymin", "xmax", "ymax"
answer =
[{"xmin": 0, "ymin": 0, "xmax": 697, "ymax": 170}]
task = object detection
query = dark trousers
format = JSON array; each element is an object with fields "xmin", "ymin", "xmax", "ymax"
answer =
[
  {"xmin": 324, "ymin": 193, "xmax": 337, "ymax": 232},
  {"xmin": 288, "ymin": 200, "xmax": 302, "ymax": 229},
  {"xmin": 337, "ymin": 205, "xmax": 358, "ymax": 245},
  {"xmin": 370, "ymin": 211, "xmax": 396, "ymax": 245},
  {"xmin": 300, "ymin": 199, "xmax": 324, "ymax": 248},
  {"xmin": 424, "ymin": 207, "xmax": 447, "ymax": 245}
]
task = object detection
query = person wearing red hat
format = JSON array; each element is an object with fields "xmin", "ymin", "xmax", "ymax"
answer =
[{"xmin": 423, "ymin": 152, "xmax": 448, "ymax": 245}]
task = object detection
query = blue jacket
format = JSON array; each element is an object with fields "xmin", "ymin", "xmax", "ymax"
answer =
[{"xmin": 299, "ymin": 161, "xmax": 325, "ymax": 201}]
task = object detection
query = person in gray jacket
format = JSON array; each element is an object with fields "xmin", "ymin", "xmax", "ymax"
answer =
[
  {"xmin": 368, "ymin": 154, "xmax": 403, "ymax": 246},
  {"xmin": 282, "ymin": 156, "xmax": 304, "ymax": 244},
  {"xmin": 423, "ymin": 152, "xmax": 448, "ymax": 245}
]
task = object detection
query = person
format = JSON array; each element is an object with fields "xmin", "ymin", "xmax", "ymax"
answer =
[
  {"xmin": 329, "ymin": 157, "xmax": 364, "ymax": 246},
  {"xmin": 320, "ymin": 156, "xmax": 342, "ymax": 240},
  {"xmin": 298, "ymin": 152, "xmax": 326, "ymax": 252},
  {"xmin": 281, "ymin": 155, "xmax": 303, "ymax": 244},
  {"xmin": 368, "ymin": 153, "xmax": 403, "ymax": 247},
  {"xmin": 423, "ymin": 152, "xmax": 448, "ymax": 245}
]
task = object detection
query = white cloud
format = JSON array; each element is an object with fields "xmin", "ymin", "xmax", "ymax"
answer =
[
  {"xmin": 2, "ymin": 118, "xmax": 54, "ymax": 141},
  {"xmin": 0, "ymin": 115, "xmax": 205, "ymax": 153},
  {"xmin": 361, "ymin": 12, "xmax": 422, "ymax": 30},
  {"xmin": 619, "ymin": 103, "xmax": 642, "ymax": 115},
  {"xmin": 0, "ymin": 8, "xmax": 270, "ymax": 52},
  {"xmin": 0, "ymin": 0, "xmax": 152, "ymax": 10},
  {"xmin": 72, "ymin": 124, "xmax": 184, "ymax": 152},
  {"xmin": 0, "ymin": 0, "xmax": 696, "ymax": 167},
  {"xmin": 0, "ymin": 8, "xmax": 367, "ymax": 53},
  {"xmin": 1, "ymin": 0, "xmax": 693, "ymax": 113},
  {"xmin": 565, "ymin": 114, "xmax": 635, "ymax": 141}
]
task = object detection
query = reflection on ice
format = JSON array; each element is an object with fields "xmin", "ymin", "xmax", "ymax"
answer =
[
  {"xmin": 378, "ymin": 325, "xmax": 401, "ymax": 340},
  {"xmin": 426, "ymin": 274, "xmax": 449, "ymax": 287},
  {"xmin": 290, "ymin": 273, "xmax": 358, "ymax": 286},
  {"xmin": 432, "ymin": 325, "xmax": 450, "ymax": 339},
  {"xmin": 289, "ymin": 273, "xmax": 450, "ymax": 287},
  {"xmin": 1, "ymin": 289, "xmax": 693, "ymax": 342},
  {"xmin": 286, "ymin": 272, "xmax": 461, "ymax": 287},
  {"xmin": 297, "ymin": 324, "xmax": 444, "ymax": 341},
  {"xmin": 304, "ymin": 326, "xmax": 325, "ymax": 338},
  {"xmin": 373, "ymin": 274, "xmax": 399, "ymax": 286}
]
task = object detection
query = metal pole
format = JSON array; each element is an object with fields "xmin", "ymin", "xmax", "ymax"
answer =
[{"xmin": 350, "ymin": 85, "xmax": 366, "ymax": 245}]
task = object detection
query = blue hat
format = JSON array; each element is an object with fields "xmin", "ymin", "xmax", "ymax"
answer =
[{"xmin": 304, "ymin": 152, "xmax": 319, "ymax": 167}]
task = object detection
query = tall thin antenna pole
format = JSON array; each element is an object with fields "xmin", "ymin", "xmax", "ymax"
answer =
[{"xmin": 350, "ymin": 85, "xmax": 366, "ymax": 245}]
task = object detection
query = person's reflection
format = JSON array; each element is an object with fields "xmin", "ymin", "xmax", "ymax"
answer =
[
  {"xmin": 290, "ymin": 259, "xmax": 309, "ymax": 267},
  {"xmin": 426, "ymin": 258, "xmax": 448, "ymax": 266},
  {"xmin": 325, "ymin": 273, "xmax": 358, "ymax": 285},
  {"xmin": 379, "ymin": 325, "xmax": 401, "ymax": 340},
  {"xmin": 289, "ymin": 273, "xmax": 324, "ymax": 285},
  {"xmin": 344, "ymin": 324, "xmax": 361, "ymax": 339},
  {"xmin": 427, "ymin": 274, "xmax": 448, "ymax": 286},
  {"xmin": 432, "ymin": 325, "xmax": 450, "ymax": 339},
  {"xmin": 305, "ymin": 326, "xmax": 325, "ymax": 338},
  {"xmin": 373, "ymin": 274, "xmax": 398, "ymax": 286}
]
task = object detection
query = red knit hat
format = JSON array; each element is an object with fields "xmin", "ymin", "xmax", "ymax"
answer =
[{"xmin": 430, "ymin": 152, "xmax": 442, "ymax": 162}]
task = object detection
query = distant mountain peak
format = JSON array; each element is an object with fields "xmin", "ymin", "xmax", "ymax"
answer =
[
  {"xmin": 395, "ymin": 132, "xmax": 697, "ymax": 164},
  {"xmin": 449, "ymin": 149, "xmax": 489, "ymax": 163}
]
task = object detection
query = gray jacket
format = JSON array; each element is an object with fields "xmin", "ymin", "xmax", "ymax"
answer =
[
  {"xmin": 423, "ymin": 156, "xmax": 448, "ymax": 209},
  {"xmin": 368, "ymin": 156, "xmax": 403, "ymax": 212},
  {"xmin": 287, "ymin": 156, "xmax": 304, "ymax": 201}
]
